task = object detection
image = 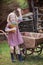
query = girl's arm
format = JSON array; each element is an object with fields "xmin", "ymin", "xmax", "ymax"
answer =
[
  {"xmin": 5, "ymin": 23, "xmax": 16, "ymax": 32},
  {"xmin": 5, "ymin": 27, "xmax": 16, "ymax": 32},
  {"xmin": 17, "ymin": 8, "xmax": 23, "ymax": 22}
]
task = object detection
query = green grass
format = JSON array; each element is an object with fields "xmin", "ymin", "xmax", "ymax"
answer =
[{"xmin": 0, "ymin": 41, "xmax": 43, "ymax": 65}]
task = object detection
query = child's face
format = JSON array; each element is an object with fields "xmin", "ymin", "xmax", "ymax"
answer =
[{"xmin": 9, "ymin": 13, "xmax": 16, "ymax": 22}]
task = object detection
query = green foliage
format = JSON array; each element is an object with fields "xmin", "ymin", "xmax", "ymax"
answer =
[
  {"xmin": 2, "ymin": 0, "xmax": 29, "ymax": 9},
  {"xmin": 16, "ymin": 0, "xmax": 29, "ymax": 9}
]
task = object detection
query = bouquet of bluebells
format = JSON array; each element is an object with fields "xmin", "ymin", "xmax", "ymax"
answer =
[{"xmin": 7, "ymin": 21, "xmax": 18, "ymax": 33}]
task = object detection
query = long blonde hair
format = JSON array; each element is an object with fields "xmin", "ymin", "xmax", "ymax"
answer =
[{"xmin": 7, "ymin": 11, "xmax": 18, "ymax": 23}]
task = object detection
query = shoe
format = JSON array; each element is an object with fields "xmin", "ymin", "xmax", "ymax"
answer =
[
  {"xmin": 12, "ymin": 59, "xmax": 16, "ymax": 62},
  {"xmin": 11, "ymin": 53, "xmax": 16, "ymax": 62},
  {"xmin": 18, "ymin": 54, "xmax": 24, "ymax": 62}
]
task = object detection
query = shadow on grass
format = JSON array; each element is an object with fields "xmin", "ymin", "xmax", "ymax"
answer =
[{"xmin": 25, "ymin": 55, "xmax": 43, "ymax": 62}]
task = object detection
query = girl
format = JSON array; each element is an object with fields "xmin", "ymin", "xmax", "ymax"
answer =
[{"xmin": 5, "ymin": 8, "xmax": 24, "ymax": 62}]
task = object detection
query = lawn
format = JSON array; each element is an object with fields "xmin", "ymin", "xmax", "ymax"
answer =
[{"xmin": 0, "ymin": 41, "xmax": 43, "ymax": 65}]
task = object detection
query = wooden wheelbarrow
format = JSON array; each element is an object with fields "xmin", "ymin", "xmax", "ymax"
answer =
[{"xmin": 21, "ymin": 32, "xmax": 43, "ymax": 55}]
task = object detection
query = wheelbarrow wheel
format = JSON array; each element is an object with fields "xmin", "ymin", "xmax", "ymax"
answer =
[
  {"xmin": 33, "ymin": 44, "xmax": 42, "ymax": 55},
  {"xmin": 22, "ymin": 48, "xmax": 34, "ymax": 57}
]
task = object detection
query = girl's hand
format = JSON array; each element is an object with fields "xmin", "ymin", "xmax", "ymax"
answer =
[
  {"xmin": 17, "ymin": 8, "xmax": 22, "ymax": 12},
  {"xmin": 17, "ymin": 8, "xmax": 22, "ymax": 18}
]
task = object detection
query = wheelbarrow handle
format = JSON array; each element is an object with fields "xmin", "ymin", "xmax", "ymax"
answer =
[{"xmin": 0, "ymin": 30, "xmax": 8, "ymax": 38}]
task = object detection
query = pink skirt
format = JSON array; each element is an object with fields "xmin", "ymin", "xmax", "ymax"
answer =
[{"xmin": 7, "ymin": 29, "xmax": 24, "ymax": 47}]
